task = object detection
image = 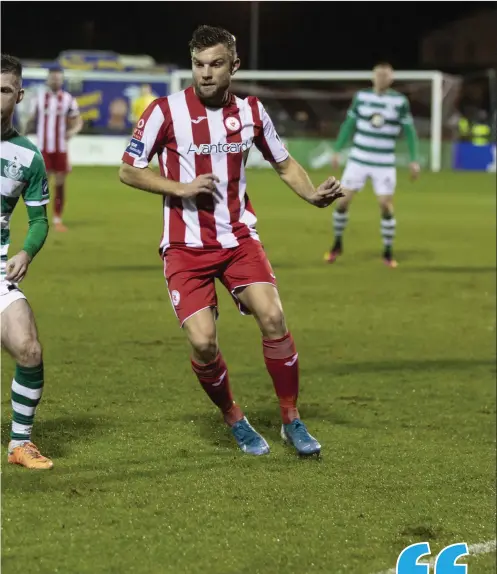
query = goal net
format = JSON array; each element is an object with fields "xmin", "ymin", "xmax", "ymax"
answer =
[{"xmin": 171, "ymin": 70, "xmax": 462, "ymax": 172}]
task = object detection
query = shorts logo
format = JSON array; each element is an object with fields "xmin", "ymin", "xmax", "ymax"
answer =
[
  {"xmin": 171, "ymin": 290, "xmax": 180, "ymax": 306},
  {"xmin": 383, "ymin": 177, "xmax": 395, "ymax": 192},
  {"xmin": 224, "ymin": 116, "xmax": 241, "ymax": 131}
]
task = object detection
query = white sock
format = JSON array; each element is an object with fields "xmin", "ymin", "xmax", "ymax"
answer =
[{"xmin": 8, "ymin": 439, "xmax": 30, "ymax": 453}]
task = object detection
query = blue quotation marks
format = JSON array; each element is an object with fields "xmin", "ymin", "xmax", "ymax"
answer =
[{"xmin": 397, "ymin": 542, "xmax": 469, "ymax": 574}]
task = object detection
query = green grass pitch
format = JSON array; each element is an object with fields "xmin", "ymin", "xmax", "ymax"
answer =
[{"xmin": 2, "ymin": 167, "xmax": 495, "ymax": 573}]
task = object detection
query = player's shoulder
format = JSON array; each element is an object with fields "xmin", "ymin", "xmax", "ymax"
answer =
[
  {"xmin": 2, "ymin": 133, "xmax": 44, "ymax": 181},
  {"xmin": 387, "ymin": 88, "xmax": 409, "ymax": 105},
  {"xmin": 236, "ymin": 94, "xmax": 265, "ymax": 117},
  {"xmin": 387, "ymin": 88, "xmax": 408, "ymax": 100},
  {"xmin": 6, "ymin": 133, "xmax": 43, "ymax": 162},
  {"xmin": 356, "ymin": 88, "xmax": 373, "ymax": 95}
]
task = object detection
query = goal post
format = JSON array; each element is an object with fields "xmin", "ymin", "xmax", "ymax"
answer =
[{"xmin": 170, "ymin": 69, "xmax": 448, "ymax": 172}]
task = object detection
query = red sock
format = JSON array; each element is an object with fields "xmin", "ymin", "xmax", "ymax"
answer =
[
  {"xmin": 263, "ymin": 332, "xmax": 300, "ymax": 424},
  {"xmin": 54, "ymin": 184, "xmax": 65, "ymax": 218},
  {"xmin": 191, "ymin": 354, "xmax": 244, "ymax": 426}
]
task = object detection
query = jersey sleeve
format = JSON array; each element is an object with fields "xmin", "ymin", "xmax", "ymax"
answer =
[
  {"xmin": 122, "ymin": 98, "xmax": 170, "ymax": 168},
  {"xmin": 22, "ymin": 152, "xmax": 50, "ymax": 207},
  {"xmin": 68, "ymin": 96, "xmax": 80, "ymax": 118},
  {"xmin": 250, "ymin": 98, "xmax": 289, "ymax": 164},
  {"xmin": 346, "ymin": 94, "xmax": 360, "ymax": 119},
  {"xmin": 399, "ymin": 98, "xmax": 414, "ymax": 125}
]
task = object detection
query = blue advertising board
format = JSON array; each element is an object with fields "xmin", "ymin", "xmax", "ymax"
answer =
[
  {"xmin": 18, "ymin": 50, "xmax": 177, "ymax": 132},
  {"xmin": 17, "ymin": 77, "xmax": 171, "ymax": 133},
  {"xmin": 452, "ymin": 142, "xmax": 496, "ymax": 172}
]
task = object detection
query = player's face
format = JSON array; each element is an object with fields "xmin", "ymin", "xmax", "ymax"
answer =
[
  {"xmin": 192, "ymin": 45, "xmax": 239, "ymax": 104},
  {"xmin": 0, "ymin": 72, "xmax": 23, "ymax": 130},
  {"xmin": 47, "ymin": 71, "xmax": 64, "ymax": 91},
  {"xmin": 373, "ymin": 66, "xmax": 393, "ymax": 91}
]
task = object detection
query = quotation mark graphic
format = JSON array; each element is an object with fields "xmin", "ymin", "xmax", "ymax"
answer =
[{"xmin": 396, "ymin": 542, "xmax": 469, "ymax": 574}]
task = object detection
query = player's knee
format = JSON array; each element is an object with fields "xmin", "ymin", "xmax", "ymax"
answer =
[
  {"xmin": 258, "ymin": 306, "xmax": 287, "ymax": 339},
  {"xmin": 336, "ymin": 194, "xmax": 352, "ymax": 213},
  {"xmin": 16, "ymin": 338, "xmax": 43, "ymax": 367},
  {"xmin": 380, "ymin": 200, "xmax": 394, "ymax": 217},
  {"xmin": 189, "ymin": 333, "xmax": 218, "ymax": 363},
  {"xmin": 55, "ymin": 173, "xmax": 65, "ymax": 186}
]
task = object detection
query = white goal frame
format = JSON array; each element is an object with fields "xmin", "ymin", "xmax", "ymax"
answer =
[{"xmin": 171, "ymin": 69, "xmax": 444, "ymax": 172}]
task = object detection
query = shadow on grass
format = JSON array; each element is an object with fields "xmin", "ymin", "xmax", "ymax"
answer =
[
  {"xmin": 181, "ymin": 404, "xmax": 357, "ymax": 450},
  {"xmin": 1, "ymin": 415, "xmax": 105, "ymax": 459},
  {"xmin": 310, "ymin": 357, "xmax": 496, "ymax": 377}
]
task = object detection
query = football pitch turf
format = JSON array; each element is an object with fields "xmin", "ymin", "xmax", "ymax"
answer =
[{"xmin": 2, "ymin": 167, "xmax": 496, "ymax": 573}]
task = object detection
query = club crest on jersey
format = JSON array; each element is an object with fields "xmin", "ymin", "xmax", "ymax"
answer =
[
  {"xmin": 3, "ymin": 157, "xmax": 23, "ymax": 181},
  {"xmin": 171, "ymin": 290, "xmax": 180, "ymax": 306},
  {"xmin": 224, "ymin": 116, "xmax": 241, "ymax": 131},
  {"xmin": 370, "ymin": 113, "xmax": 385, "ymax": 128}
]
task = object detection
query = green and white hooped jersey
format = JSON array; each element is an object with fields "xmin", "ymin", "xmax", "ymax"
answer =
[
  {"xmin": 347, "ymin": 89, "xmax": 413, "ymax": 168},
  {"xmin": 1, "ymin": 131, "xmax": 49, "ymax": 278}
]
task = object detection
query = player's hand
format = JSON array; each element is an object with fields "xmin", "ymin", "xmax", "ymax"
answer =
[
  {"xmin": 5, "ymin": 251, "xmax": 31, "ymax": 283},
  {"xmin": 310, "ymin": 176, "xmax": 345, "ymax": 208},
  {"xmin": 180, "ymin": 174, "xmax": 220, "ymax": 199},
  {"xmin": 409, "ymin": 162, "xmax": 420, "ymax": 181},
  {"xmin": 331, "ymin": 154, "xmax": 341, "ymax": 171}
]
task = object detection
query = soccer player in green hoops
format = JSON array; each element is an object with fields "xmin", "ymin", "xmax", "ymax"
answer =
[
  {"xmin": 1, "ymin": 54, "xmax": 53, "ymax": 469},
  {"xmin": 325, "ymin": 62, "xmax": 420, "ymax": 268}
]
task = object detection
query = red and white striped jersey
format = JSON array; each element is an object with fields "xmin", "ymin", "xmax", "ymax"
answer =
[
  {"xmin": 122, "ymin": 86, "xmax": 289, "ymax": 253},
  {"xmin": 31, "ymin": 89, "xmax": 79, "ymax": 153}
]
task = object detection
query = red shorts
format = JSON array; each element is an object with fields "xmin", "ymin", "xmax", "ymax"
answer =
[
  {"xmin": 42, "ymin": 152, "xmax": 70, "ymax": 173},
  {"xmin": 164, "ymin": 239, "xmax": 277, "ymax": 326}
]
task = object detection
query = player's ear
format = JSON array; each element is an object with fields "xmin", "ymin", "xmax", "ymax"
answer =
[
  {"xmin": 16, "ymin": 89, "xmax": 24, "ymax": 105},
  {"xmin": 231, "ymin": 58, "xmax": 240, "ymax": 76}
]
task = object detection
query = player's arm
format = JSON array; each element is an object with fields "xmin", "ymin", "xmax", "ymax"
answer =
[
  {"xmin": 66, "ymin": 97, "xmax": 83, "ymax": 139},
  {"xmin": 400, "ymin": 98, "xmax": 420, "ymax": 179},
  {"xmin": 334, "ymin": 94, "xmax": 358, "ymax": 152},
  {"xmin": 119, "ymin": 100, "xmax": 218, "ymax": 199},
  {"xmin": 272, "ymin": 156, "xmax": 343, "ymax": 207},
  {"xmin": 251, "ymin": 99, "xmax": 343, "ymax": 207},
  {"xmin": 6, "ymin": 156, "xmax": 50, "ymax": 283}
]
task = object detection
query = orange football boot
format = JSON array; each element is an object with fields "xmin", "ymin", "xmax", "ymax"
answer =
[{"xmin": 8, "ymin": 442, "xmax": 53, "ymax": 470}]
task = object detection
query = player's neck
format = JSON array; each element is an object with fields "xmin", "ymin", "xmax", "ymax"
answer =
[
  {"xmin": 195, "ymin": 88, "xmax": 230, "ymax": 108},
  {"xmin": 1, "ymin": 120, "xmax": 15, "ymax": 140},
  {"xmin": 373, "ymin": 86, "xmax": 389, "ymax": 95}
]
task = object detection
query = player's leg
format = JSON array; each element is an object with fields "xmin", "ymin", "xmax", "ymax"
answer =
[
  {"xmin": 1, "ymin": 294, "xmax": 53, "ymax": 470},
  {"xmin": 372, "ymin": 167, "xmax": 398, "ymax": 267},
  {"xmin": 53, "ymin": 171, "xmax": 68, "ymax": 231},
  {"xmin": 182, "ymin": 306, "xmax": 268, "ymax": 455},
  {"xmin": 41, "ymin": 152, "xmax": 63, "ymax": 231},
  {"xmin": 183, "ymin": 306, "xmax": 242, "ymax": 426},
  {"xmin": 224, "ymin": 241, "xmax": 320, "ymax": 455},
  {"xmin": 165, "ymin": 248, "xmax": 269, "ymax": 455},
  {"xmin": 325, "ymin": 161, "xmax": 366, "ymax": 263},
  {"xmin": 52, "ymin": 152, "xmax": 70, "ymax": 231}
]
